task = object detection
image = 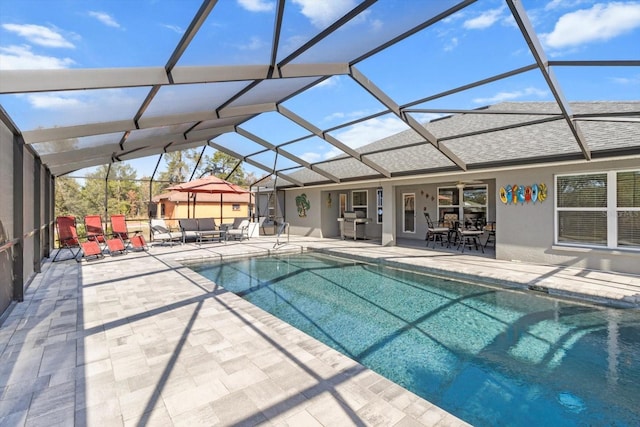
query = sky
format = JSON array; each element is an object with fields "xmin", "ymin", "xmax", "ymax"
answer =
[{"xmin": 0, "ymin": 0, "xmax": 639, "ymax": 179}]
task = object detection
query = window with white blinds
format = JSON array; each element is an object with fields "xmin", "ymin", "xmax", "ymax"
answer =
[
  {"xmin": 617, "ymin": 171, "xmax": 640, "ymax": 248},
  {"xmin": 556, "ymin": 170, "xmax": 640, "ymax": 249}
]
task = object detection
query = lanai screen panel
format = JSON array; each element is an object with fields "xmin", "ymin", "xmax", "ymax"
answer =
[
  {"xmin": 0, "ymin": 87, "xmax": 150, "ymax": 132},
  {"xmin": 32, "ymin": 132, "xmax": 126, "ymax": 155},
  {"xmin": 282, "ymin": 76, "xmax": 389, "ymax": 132},
  {"xmin": 193, "ymin": 116, "xmax": 253, "ymax": 133},
  {"xmin": 281, "ymin": 167, "xmax": 334, "ymax": 186},
  {"xmin": 365, "ymin": 144, "xmax": 456, "ymax": 175},
  {"xmin": 176, "ymin": 0, "xmax": 276, "ymax": 66},
  {"xmin": 553, "ymin": 66, "xmax": 640, "ymax": 102},
  {"xmin": 226, "ymin": 77, "xmax": 321, "ymax": 108},
  {"xmin": 125, "ymin": 123, "xmax": 199, "ymax": 151},
  {"xmin": 290, "ymin": 1, "xmax": 468, "ymax": 64},
  {"xmin": 445, "ymin": 120, "xmax": 581, "ymax": 165},
  {"xmin": 141, "ymin": 81, "xmax": 253, "ymax": 118},
  {"xmin": 213, "ymin": 132, "xmax": 270, "ymax": 158},
  {"xmin": 356, "ymin": 2, "xmax": 536, "ymax": 106},
  {"xmin": 330, "ymin": 113, "xmax": 412, "ymax": 152},
  {"xmin": 580, "ymin": 121, "xmax": 640, "ymax": 153},
  {"xmin": 312, "ymin": 157, "xmax": 381, "ymax": 181},
  {"xmin": 240, "ymin": 112, "xmax": 313, "ymax": 146},
  {"xmin": 282, "ymin": 135, "xmax": 347, "ymax": 165},
  {"xmin": 275, "ymin": 0, "xmax": 370, "ymax": 63}
]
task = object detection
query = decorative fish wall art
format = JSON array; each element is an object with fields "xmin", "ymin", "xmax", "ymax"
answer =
[{"xmin": 499, "ymin": 183, "xmax": 547, "ymax": 204}]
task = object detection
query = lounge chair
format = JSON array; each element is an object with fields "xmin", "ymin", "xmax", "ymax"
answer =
[
  {"xmin": 85, "ymin": 214, "xmax": 129, "ymax": 256},
  {"xmin": 111, "ymin": 214, "xmax": 147, "ymax": 251},
  {"xmin": 84, "ymin": 215, "xmax": 108, "ymax": 249},
  {"xmin": 53, "ymin": 216, "xmax": 82, "ymax": 262},
  {"xmin": 54, "ymin": 216, "xmax": 106, "ymax": 262},
  {"xmin": 226, "ymin": 219, "xmax": 250, "ymax": 241},
  {"xmin": 150, "ymin": 219, "xmax": 182, "ymax": 245}
]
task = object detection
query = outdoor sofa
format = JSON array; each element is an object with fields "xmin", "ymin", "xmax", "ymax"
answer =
[{"xmin": 178, "ymin": 218, "xmax": 224, "ymax": 244}]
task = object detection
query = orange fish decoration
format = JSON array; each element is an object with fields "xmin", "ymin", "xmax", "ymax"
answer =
[{"xmin": 524, "ymin": 186, "xmax": 532, "ymax": 203}]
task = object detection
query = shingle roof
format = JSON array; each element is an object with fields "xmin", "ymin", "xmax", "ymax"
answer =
[{"xmin": 286, "ymin": 101, "xmax": 640, "ymax": 185}]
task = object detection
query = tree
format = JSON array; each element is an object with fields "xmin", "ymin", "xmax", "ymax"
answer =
[
  {"xmin": 202, "ymin": 151, "xmax": 247, "ymax": 185},
  {"xmin": 55, "ymin": 177, "xmax": 86, "ymax": 217},
  {"xmin": 157, "ymin": 150, "xmax": 201, "ymax": 187},
  {"xmin": 81, "ymin": 164, "xmax": 141, "ymax": 217}
]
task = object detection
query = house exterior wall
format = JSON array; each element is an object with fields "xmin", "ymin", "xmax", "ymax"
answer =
[
  {"xmin": 495, "ymin": 157, "xmax": 640, "ymax": 275},
  {"xmin": 394, "ymin": 181, "xmax": 496, "ymax": 241},
  {"xmin": 286, "ymin": 188, "xmax": 323, "ymax": 237},
  {"xmin": 159, "ymin": 201, "xmax": 249, "ymax": 227},
  {"xmin": 282, "ymin": 157, "xmax": 638, "ymax": 275}
]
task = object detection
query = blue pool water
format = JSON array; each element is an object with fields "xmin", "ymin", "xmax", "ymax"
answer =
[{"xmin": 190, "ymin": 253, "xmax": 640, "ymax": 426}]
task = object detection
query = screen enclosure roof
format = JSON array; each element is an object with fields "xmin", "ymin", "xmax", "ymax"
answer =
[{"xmin": 0, "ymin": 0, "xmax": 638, "ymax": 188}]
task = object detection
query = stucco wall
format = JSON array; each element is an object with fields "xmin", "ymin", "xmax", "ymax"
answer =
[
  {"xmin": 286, "ymin": 188, "xmax": 323, "ymax": 237},
  {"xmin": 282, "ymin": 157, "xmax": 638, "ymax": 275},
  {"xmin": 495, "ymin": 158, "xmax": 640, "ymax": 274},
  {"xmin": 395, "ymin": 180, "xmax": 496, "ymax": 241}
]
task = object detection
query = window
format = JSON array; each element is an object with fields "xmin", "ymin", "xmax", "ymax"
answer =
[
  {"xmin": 555, "ymin": 170, "xmax": 640, "ymax": 249},
  {"xmin": 437, "ymin": 185, "xmax": 487, "ymax": 227},
  {"xmin": 376, "ymin": 188, "xmax": 383, "ymax": 223},
  {"xmin": 232, "ymin": 204, "xmax": 240, "ymax": 211},
  {"xmin": 352, "ymin": 190, "xmax": 367, "ymax": 217},
  {"xmin": 617, "ymin": 171, "xmax": 640, "ymax": 248}
]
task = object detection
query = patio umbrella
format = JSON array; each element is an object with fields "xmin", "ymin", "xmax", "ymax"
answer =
[{"xmin": 167, "ymin": 176, "xmax": 249, "ymax": 224}]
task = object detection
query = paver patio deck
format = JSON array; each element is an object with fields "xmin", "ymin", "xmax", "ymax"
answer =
[{"xmin": 1, "ymin": 236, "xmax": 638, "ymax": 426}]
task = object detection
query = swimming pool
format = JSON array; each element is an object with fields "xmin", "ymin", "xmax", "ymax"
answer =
[{"xmin": 190, "ymin": 252, "xmax": 640, "ymax": 426}]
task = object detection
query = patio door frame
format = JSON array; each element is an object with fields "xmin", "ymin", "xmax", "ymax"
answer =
[{"xmin": 403, "ymin": 192, "xmax": 416, "ymax": 233}]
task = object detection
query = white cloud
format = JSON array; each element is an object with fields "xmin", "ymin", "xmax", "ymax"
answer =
[
  {"xmin": 313, "ymin": 75, "xmax": 340, "ymax": 89},
  {"xmin": 332, "ymin": 116, "xmax": 407, "ymax": 148},
  {"xmin": 0, "ymin": 45, "xmax": 75, "ymax": 69},
  {"xmin": 323, "ymin": 108, "xmax": 370, "ymax": 123},
  {"xmin": 237, "ymin": 0, "xmax": 275, "ymax": 12},
  {"xmin": 544, "ymin": 0, "xmax": 591, "ymax": 11},
  {"xmin": 88, "ymin": 11, "xmax": 121, "ymax": 28},
  {"xmin": 444, "ymin": 37, "xmax": 458, "ymax": 52},
  {"xmin": 299, "ymin": 151, "xmax": 323, "ymax": 162},
  {"xmin": 541, "ymin": 2, "xmax": 640, "ymax": 49},
  {"xmin": 238, "ymin": 36, "xmax": 266, "ymax": 50},
  {"xmin": 473, "ymin": 87, "xmax": 549, "ymax": 104},
  {"xmin": 324, "ymin": 112, "xmax": 345, "ymax": 122},
  {"xmin": 161, "ymin": 24, "xmax": 183, "ymax": 34},
  {"xmin": 610, "ymin": 74, "xmax": 640, "ymax": 85},
  {"xmin": 1, "ymin": 23, "xmax": 74, "ymax": 48},
  {"xmin": 292, "ymin": 0, "xmax": 357, "ymax": 28},
  {"xmin": 28, "ymin": 93, "xmax": 83, "ymax": 109},
  {"xmin": 463, "ymin": 6, "xmax": 506, "ymax": 30}
]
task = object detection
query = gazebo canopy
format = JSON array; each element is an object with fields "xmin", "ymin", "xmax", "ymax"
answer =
[{"xmin": 1, "ymin": 0, "xmax": 638, "ymax": 187}]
